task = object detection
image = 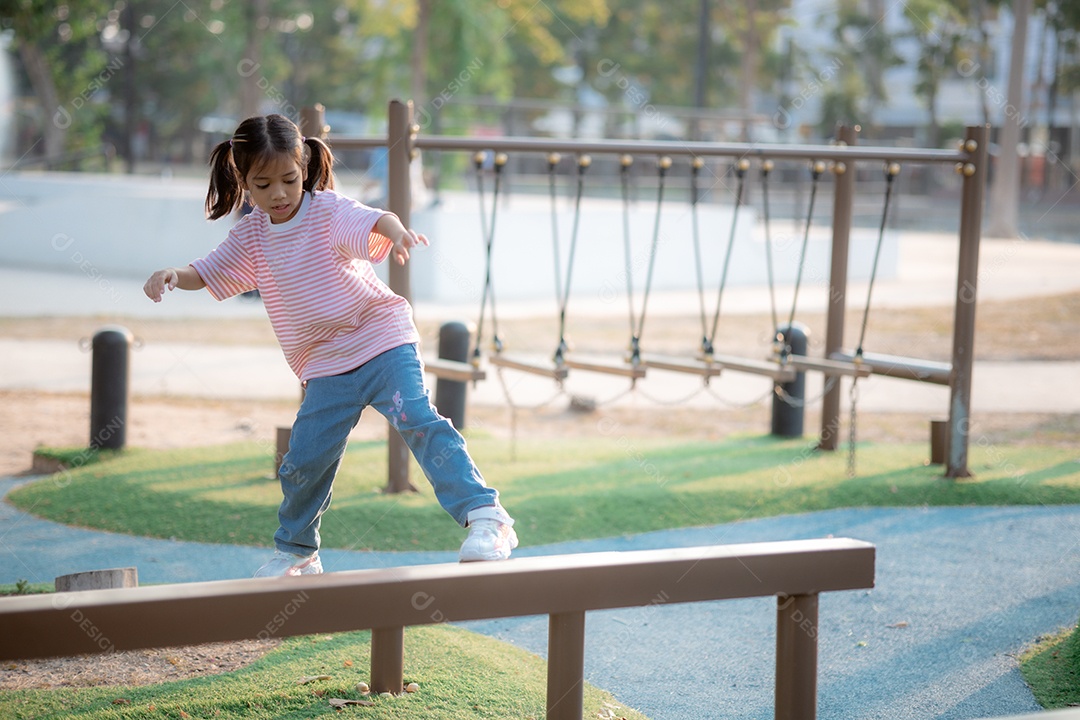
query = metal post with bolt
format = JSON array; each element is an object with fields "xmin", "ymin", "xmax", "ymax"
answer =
[
  {"xmin": 819, "ymin": 125, "xmax": 857, "ymax": 451},
  {"xmin": 385, "ymin": 99, "xmax": 419, "ymax": 495},
  {"xmin": 771, "ymin": 323, "xmax": 808, "ymax": 437},
  {"xmin": 433, "ymin": 321, "xmax": 473, "ymax": 430},
  {"xmin": 946, "ymin": 125, "xmax": 988, "ymax": 479},
  {"xmin": 89, "ymin": 326, "xmax": 133, "ymax": 450}
]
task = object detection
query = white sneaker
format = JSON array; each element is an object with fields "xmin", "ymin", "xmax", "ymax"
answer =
[
  {"xmin": 459, "ymin": 507, "xmax": 518, "ymax": 562},
  {"xmin": 253, "ymin": 550, "xmax": 323, "ymax": 577}
]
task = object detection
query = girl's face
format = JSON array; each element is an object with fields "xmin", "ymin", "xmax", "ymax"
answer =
[{"xmin": 243, "ymin": 152, "xmax": 307, "ymax": 224}]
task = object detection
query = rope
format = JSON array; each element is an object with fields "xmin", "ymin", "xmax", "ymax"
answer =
[
  {"xmin": 705, "ymin": 159, "xmax": 749, "ymax": 355},
  {"xmin": 773, "ymin": 373, "xmax": 839, "ymax": 408},
  {"xmin": 689, "ymin": 157, "xmax": 713, "ymax": 357},
  {"xmin": 619, "ymin": 156, "xmax": 637, "ymax": 352},
  {"xmin": 635, "ymin": 384, "xmax": 710, "ymax": 407},
  {"xmin": 847, "ymin": 380, "xmax": 859, "ymax": 478},
  {"xmin": 779, "ymin": 161, "xmax": 826, "ymax": 359},
  {"xmin": 854, "ymin": 163, "xmax": 900, "ymax": 359},
  {"xmin": 632, "ymin": 156, "xmax": 671, "ymax": 364},
  {"xmin": 471, "ymin": 151, "xmax": 508, "ymax": 363},
  {"xmin": 704, "ymin": 384, "xmax": 777, "ymax": 409},
  {"xmin": 495, "ymin": 363, "xmax": 567, "ymax": 463},
  {"xmin": 847, "ymin": 163, "xmax": 899, "ymax": 478},
  {"xmin": 759, "ymin": 160, "xmax": 781, "ymax": 348},
  {"xmin": 553, "ymin": 155, "xmax": 591, "ymax": 366},
  {"xmin": 547, "ymin": 153, "xmax": 563, "ymax": 307}
]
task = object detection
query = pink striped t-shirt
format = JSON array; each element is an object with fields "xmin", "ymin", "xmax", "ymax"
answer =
[{"xmin": 191, "ymin": 189, "xmax": 420, "ymax": 381}]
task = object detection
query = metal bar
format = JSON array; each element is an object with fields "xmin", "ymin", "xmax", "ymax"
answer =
[
  {"xmin": 0, "ymin": 538, "xmax": 874, "ymax": 661},
  {"xmin": 785, "ymin": 355, "xmax": 872, "ymax": 379},
  {"xmin": 830, "ymin": 351, "xmax": 951, "ymax": 385},
  {"xmin": 947, "ymin": 126, "xmax": 989, "ymax": 478},
  {"xmin": 329, "ymin": 134, "xmax": 965, "ymax": 164},
  {"xmin": 370, "ymin": 625, "xmax": 404, "ymax": 695},
  {"xmin": 547, "ymin": 611, "xmax": 586, "ymax": 720},
  {"xmin": 324, "ymin": 137, "xmax": 388, "ymax": 150},
  {"xmin": 711, "ymin": 353, "xmax": 797, "ymax": 382},
  {"xmin": 819, "ymin": 125, "xmax": 858, "ymax": 451},
  {"xmin": 775, "ymin": 593, "xmax": 820, "ymax": 720},
  {"xmin": 385, "ymin": 99, "xmax": 416, "ymax": 494}
]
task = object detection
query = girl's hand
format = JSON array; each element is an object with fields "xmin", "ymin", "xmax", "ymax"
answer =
[
  {"xmin": 144, "ymin": 268, "xmax": 179, "ymax": 302},
  {"xmin": 391, "ymin": 228, "xmax": 430, "ymax": 265}
]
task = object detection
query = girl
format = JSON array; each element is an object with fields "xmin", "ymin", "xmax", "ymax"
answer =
[{"xmin": 143, "ymin": 114, "xmax": 516, "ymax": 576}]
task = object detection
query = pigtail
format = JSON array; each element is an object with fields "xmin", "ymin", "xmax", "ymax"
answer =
[
  {"xmin": 303, "ymin": 137, "xmax": 335, "ymax": 192},
  {"xmin": 205, "ymin": 140, "xmax": 244, "ymax": 220}
]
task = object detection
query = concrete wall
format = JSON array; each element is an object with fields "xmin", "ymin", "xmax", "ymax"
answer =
[
  {"xmin": 0, "ymin": 172, "xmax": 896, "ymax": 308},
  {"xmin": 0, "ymin": 172, "xmax": 232, "ymax": 280}
]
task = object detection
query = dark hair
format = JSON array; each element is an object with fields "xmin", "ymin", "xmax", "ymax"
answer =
[{"xmin": 205, "ymin": 114, "xmax": 335, "ymax": 220}]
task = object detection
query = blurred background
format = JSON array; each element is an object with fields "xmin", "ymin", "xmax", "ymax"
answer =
[{"xmin": 0, "ymin": 0, "xmax": 1078, "ymax": 242}]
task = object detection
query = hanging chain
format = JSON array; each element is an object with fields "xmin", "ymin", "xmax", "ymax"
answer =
[{"xmin": 847, "ymin": 380, "xmax": 860, "ymax": 479}]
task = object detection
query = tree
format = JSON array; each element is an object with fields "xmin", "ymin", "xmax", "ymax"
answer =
[
  {"xmin": 987, "ymin": 0, "xmax": 1031, "ymax": 238},
  {"xmin": 903, "ymin": 0, "xmax": 970, "ymax": 147},
  {"xmin": 818, "ymin": 0, "xmax": 903, "ymax": 136},
  {"xmin": 1, "ymin": 0, "xmax": 111, "ymax": 164}
]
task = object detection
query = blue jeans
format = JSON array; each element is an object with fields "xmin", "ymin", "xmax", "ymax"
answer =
[{"xmin": 274, "ymin": 343, "xmax": 499, "ymax": 556}]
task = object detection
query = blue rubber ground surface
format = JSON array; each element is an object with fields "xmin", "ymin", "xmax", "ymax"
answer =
[{"xmin": 3, "ymin": 475, "xmax": 1078, "ymax": 719}]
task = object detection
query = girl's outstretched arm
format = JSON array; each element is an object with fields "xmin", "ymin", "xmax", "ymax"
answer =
[
  {"xmin": 376, "ymin": 214, "xmax": 429, "ymax": 265},
  {"xmin": 144, "ymin": 265, "xmax": 207, "ymax": 302}
]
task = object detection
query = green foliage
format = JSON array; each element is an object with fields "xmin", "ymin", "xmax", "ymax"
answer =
[
  {"xmin": 0, "ymin": 626, "xmax": 650, "ymax": 719},
  {"xmin": 1020, "ymin": 619, "xmax": 1080, "ymax": 709},
  {"xmin": 12, "ymin": 435, "xmax": 1080, "ymax": 552},
  {"xmin": 0, "ymin": 579, "xmax": 52, "ymax": 595}
]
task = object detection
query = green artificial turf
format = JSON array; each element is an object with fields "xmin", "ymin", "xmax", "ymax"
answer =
[
  {"xmin": 9, "ymin": 433, "xmax": 1080, "ymax": 552},
  {"xmin": 1020, "ymin": 619, "xmax": 1080, "ymax": 709},
  {"xmin": 6, "ymin": 432, "xmax": 1079, "ymax": 718},
  {"xmin": 0, "ymin": 625, "xmax": 648, "ymax": 719}
]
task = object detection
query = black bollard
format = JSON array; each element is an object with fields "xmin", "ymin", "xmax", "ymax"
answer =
[
  {"xmin": 89, "ymin": 326, "xmax": 132, "ymax": 450},
  {"xmin": 771, "ymin": 322, "xmax": 808, "ymax": 438},
  {"xmin": 433, "ymin": 321, "xmax": 472, "ymax": 431}
]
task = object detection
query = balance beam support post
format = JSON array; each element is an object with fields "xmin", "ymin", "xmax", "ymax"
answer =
[
  {"xmin": 547, "ymin": 611, "xmax": 586, "ymax": 720},
  {"xmin": 370, "ymin": 625, "xmax": 405, "ymax": 695},
  {"xmin": 775, "ymin": 593, "xmax": 819, "ymax": 720}
]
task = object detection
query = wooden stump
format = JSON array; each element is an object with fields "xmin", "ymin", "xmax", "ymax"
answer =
[{"xmin": 55, "ymin": 567, "xmax": 138, "ymax": 593}]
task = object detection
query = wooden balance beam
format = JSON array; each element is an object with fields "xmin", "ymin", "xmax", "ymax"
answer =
[{"xmin": 0, "ymin": 538, "xmax": 875, "ymax": 720}]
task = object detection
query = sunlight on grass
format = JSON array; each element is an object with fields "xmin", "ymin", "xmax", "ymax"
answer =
[
  {"xmin": 0, "ymin": 626, "xmax": 649, "ymax": 720},
  {"xmin": 10, "ymin": 432, "xmax": 1080, "ymax": 552},
  {"xmin": 1020, "ymin": 619, "xmax": 1080, "ymax": 710}
]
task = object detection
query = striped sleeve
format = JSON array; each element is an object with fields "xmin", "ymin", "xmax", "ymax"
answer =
[
  {"xmin": 190, "ymin": 230, "xmax": 258, "ymax": 301},
  {"xmin": 329, "ymin": 194, "xmax": 394, "ymax": 264}
]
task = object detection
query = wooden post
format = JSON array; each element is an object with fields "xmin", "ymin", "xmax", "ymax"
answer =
[
  {"xmin": 775, "ymin": 593, "xmax": 819, "ymax": 720},
  {"xmin": 299, "ymin": 104, "xmax": 328, "ymax": 139},
  {"xmin": 819, "ymin": 125, "xmax": 857, "ymax": 450},
  {"xmin": 947, "ymin": 125, "xmax": 989, "ymax": 478},
  {"xmin": 547, "ymin": 611, "xmax": 586, "ymax": 720},
  {"xmin": 55, "ymin": 568, "xmax": 138, "ymax": 593},
  {"xmin": 370, "ymin": 626, "xmax": 405, "ymax": 695},
  {"xmin": 384, "ymin": 99, "xmax": 419, "ymax": 494}
]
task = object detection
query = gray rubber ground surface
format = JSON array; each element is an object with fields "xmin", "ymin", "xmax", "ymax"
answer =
[{"xmin": 3, "ymin": 475, "xmax": 1078, "ymax": 720}]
